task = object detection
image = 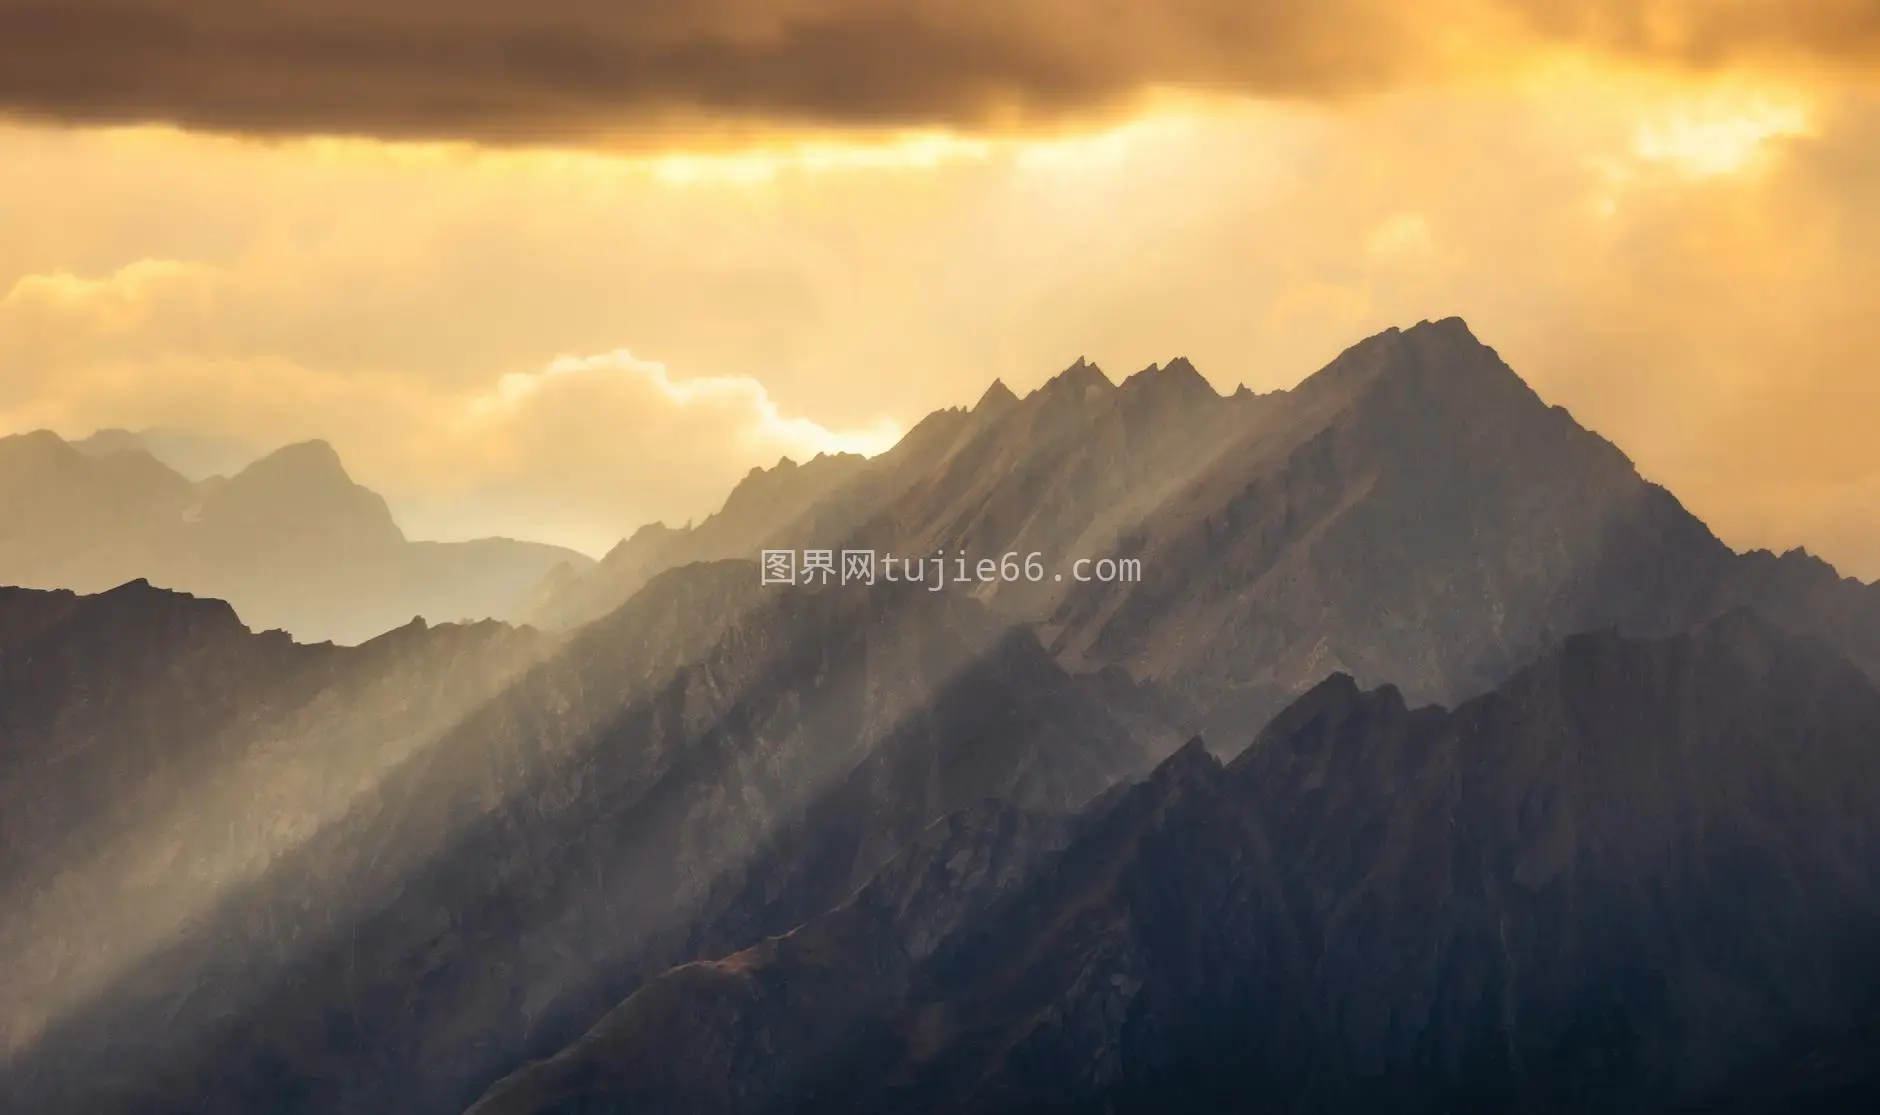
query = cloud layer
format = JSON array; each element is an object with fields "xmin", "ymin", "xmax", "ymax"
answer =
[
  {"xmin": 1, "ymin": 0, "xmax": 1876, "ymax": 143},
  {"xmin": 3, "ymin": 65, "xmax": 1879, "ymax": 576}
]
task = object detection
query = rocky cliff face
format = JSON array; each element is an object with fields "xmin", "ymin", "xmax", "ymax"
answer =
[{"xmin": 468, "ymin": 613, "xmax": 1880, "ymax": 1115}]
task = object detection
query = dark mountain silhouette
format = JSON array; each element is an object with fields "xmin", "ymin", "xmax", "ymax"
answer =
[
  {"xmin": 0, "ymin": 432, "xmax": 593, "ymax": 643},
  {"xmin": 468, "ymin": 613, "xmax": 1880, "ymax": 1115}
]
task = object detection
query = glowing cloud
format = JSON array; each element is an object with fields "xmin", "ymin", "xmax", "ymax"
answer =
[{"xmin": 1634, "ymin": 91, "xmax": 1814, "ymax": 175}]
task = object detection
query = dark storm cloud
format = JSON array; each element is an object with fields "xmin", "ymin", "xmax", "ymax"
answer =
[
  {"xmin": 0, "ymin": 0, "xmax": 1874, "ymax": 143},
  {"xmin": 0, "ymin": 0, "xmax": 1396, "ymax": 141}
]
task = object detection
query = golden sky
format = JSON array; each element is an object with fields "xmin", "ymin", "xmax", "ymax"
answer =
[{"xmin": 1, "ymin": 0, "xmax": 1878, "ymax": 575}]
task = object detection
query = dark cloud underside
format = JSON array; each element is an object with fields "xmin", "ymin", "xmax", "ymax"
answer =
[{"xmin": 0, "ymin": 0, "xmax": 1875, "ymax": 143}]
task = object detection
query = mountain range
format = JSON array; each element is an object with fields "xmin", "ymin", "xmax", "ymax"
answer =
[
  {"xmin": 0, "ymin": 430, "xmax": 592, "ymax": 644},
  {"xmin": 3, "ymin": 318, "xmax": 1879, "ymax": 1115},
  {"xmin": 541, "ymin": 318, "xmax": 1880, "ymax": 739}
]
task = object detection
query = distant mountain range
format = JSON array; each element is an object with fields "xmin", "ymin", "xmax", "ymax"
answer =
[
  {"xmin": 0, "ymin": 431, "xmax": 592, "ymax": 643},
  {"xmin": 3, "ymin": 318, "xmax": 1879, "ymax": 1115},
  {"xmin": 73, "ymin": 425, "xmax": 265, "ymax": 481}
]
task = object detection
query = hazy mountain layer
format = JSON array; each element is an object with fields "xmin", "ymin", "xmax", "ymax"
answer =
[{"xmin": 0, "ymin": 432, "xmax": 592, "ymax": 643}]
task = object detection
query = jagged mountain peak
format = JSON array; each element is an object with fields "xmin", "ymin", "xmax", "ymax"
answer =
[
  {"xmin": 1118, "ymin": 356, "xmax": 1220, "ymax": 411},
  {"xmin": 1151, "ymin": 735, "xmax": 1222, "ymax": 784},
  {"xmin": 974, "ymin": 377, "xmax": 1020, "ymax": 414},
  {"xmin": 1407, "ymin": 313, "xmax": 1480, "ymax": 340},
  {"xmin": 0, "ymin": 426, "xmax": 84, "ymax": 466},
  {"xmin": 1747, "ymin": 544, "xmax": 1865, "ymax": 586},
  {"xmin": 1032, "ymin": 355, "xmax": 1114, "ymax": 399},
  {"xmin": 197, "ymin": 438, "xmax": 405, "ymax": 551},
  {"xmin": 594, "ymin": 520, "xmax": 684, "ymax": 567},
  {"xmin": 234, "ymin": 438, "xmax": 351, "ymax": 485},
  {"xmin": 82, "ymin": 576, "xmax": 251, "ymax": 636},
  {"xmin": 1293, "ymin": 314, "xmax": 1527, "ymax": 405},
  {"xmin": 717, "ymin": 449, "xmax": 865, "ymax": 519}
]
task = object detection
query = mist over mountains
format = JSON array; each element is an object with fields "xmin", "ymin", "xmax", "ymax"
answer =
[
  {"xmin": 0, "ymin": 430, "xmax": 591, "ymax": 644},
  {"xmin": 3, "ymin": 318, "xmax": 1879, "ymax": 1115}
]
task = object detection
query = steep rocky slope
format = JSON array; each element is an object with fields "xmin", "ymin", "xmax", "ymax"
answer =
[
  {"xmin": 5, "ymin": 564, "xmax": 1172, "ymax": 1115},
  {"xmin": 472, "ymin": 612, "xmax": 1880, "ymax": 1115},
  {"xmin": 0, "ymin": 581, "xmax": 546, "ymax": 1071}
]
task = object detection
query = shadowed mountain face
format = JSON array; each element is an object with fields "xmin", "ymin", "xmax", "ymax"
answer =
[
  {"xmin": 0, "ymin": 433, "xmax": 593, "ymax": 643},
  {"xmin": 4, "ymin": 564, "xmax": 1175, "ymax": 1115},
  {"xmin": 0, "ymin": 581, "xmax": 548, "ymax": 1070},
  {"xmin": 467, "ymin": 614, "xmax": 1880, "ymax": 1115}
]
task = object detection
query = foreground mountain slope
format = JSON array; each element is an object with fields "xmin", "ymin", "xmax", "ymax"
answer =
[
  {"xmin": 474, "ymin": 611, "xmax": 1880, "ymax": 1115},
  {"xmin": 0, "ymin": 433, "xmax": 593, "ymax": 643},
  {"xmin": 0, "ymin": 581, "xmax": 546, "ymax": 1066},
  {"xmin": 6, "ymin": 564, "xmax": 1173, "ymax": 1115}
]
